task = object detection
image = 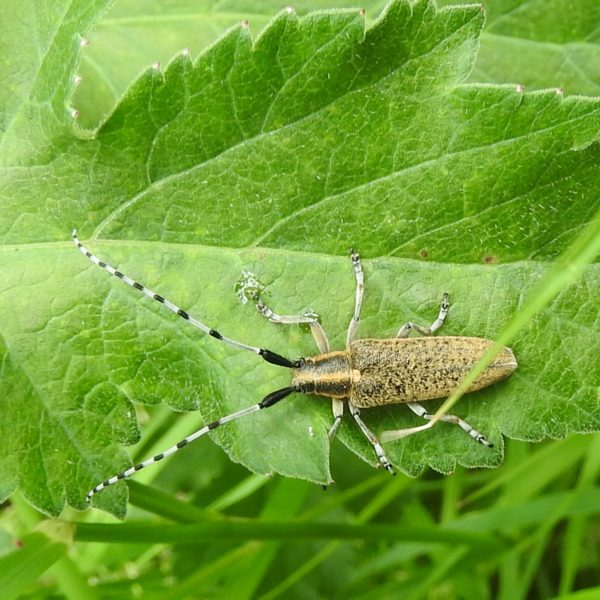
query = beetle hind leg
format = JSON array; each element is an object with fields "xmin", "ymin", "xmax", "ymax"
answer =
[
  {"xmin": 349, "ymin": 401, "xmax": 395, "ymax": 474},
  {"xmin": 396, "ymin": 293, "xmax": 449, "ymax": 338},
  {"xmin": 380, "ymin": 402, "xmax": 493, "ymax": 447}
]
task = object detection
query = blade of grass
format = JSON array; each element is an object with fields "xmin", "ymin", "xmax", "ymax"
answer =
[
  {"xmin": 259, "ymin": 541, "xmax": 337, "ymax": 600},
  {"xmin": 206, "ymin": 473, "xmax": 271, "ymax": 512},
  {"xmin": 448, "ymin": 486, "xmax": 600, "ymax": 532},
  {"xmin": 433, "ymin": 207, "xmax": 600, "ymax": 422},
  {"xmin": 49, "ymin": 555, "xmax": 101, "ymax": 600},
  {"xmin": 559, "ymin": 434, "xmax": 600, "ymax": 594},
  {"xmin": 555, "ymin": 588, "xmax": 600, "ymax": 600},
  {"xmin": 441, "ymin": 468, "xmax": 465, "ymax": 522},
  {"xmin": 0, "ymin": 532, "xmax": 68, "ymax": 600},
  {"xmin": 4, "ymin": 493, "xmax": 87, "ymax": 600},
  {"xmin": 127, "ymin": 480, "xmax": 215, "ymax": 522},
  {"xmin": 214, "ymin": 478, "xmax": 310, "ymax": 600},
  {"xmin": 341, "ymin": 483, "xmax": 600, "ymax": 595},
  {"xmin": 295, "ymin": 474, "xmax": 385, "ymax": 521},
  {"xmin": 461, "ymin": 435, "xmax": 590, "ymax": 506},
  {"xmin": 345, "ymin": 542, "xmax": 440, "ymax": 589},
  {"xmin": 74, "ymin": 517, "xmax": 503, "ymax": 547},
  {"xmin": 161, "ymin": 543, "xmax": 259, "ymax": 600},
  {"xmin": 500, "ymin": 480, "xmax": 599, "ymax": 600},
  {"xmin": 157, "ymin": 474, "xmax": 386, "ymax": 597},
  {"xmin": 260, "ymin": 475, "xmax": 415, "ymax": 600},
  {"xmin": 405, "ymin": 547, "xmax": 470, "ymax": 600}
]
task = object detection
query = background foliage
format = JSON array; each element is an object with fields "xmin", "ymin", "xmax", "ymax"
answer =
[{"xmin": 0, "ymin": 1, "xmax": 598, "ymax": 598}]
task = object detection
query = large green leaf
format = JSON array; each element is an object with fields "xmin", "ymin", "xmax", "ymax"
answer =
[{"xmin": 0, "ymin": 0, "xmax": 598, "ymax": 517}]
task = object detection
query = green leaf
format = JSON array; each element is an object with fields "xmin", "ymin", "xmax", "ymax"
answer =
[
  {"xmin": 0, "ymin": 0, "xmax": 113, "ymax": 163},
  {"xmin": 0, "ymin": 0, "xmax": 599, "ymax": 517},
  {"xmin": 71, "ymin": 0, "xmax": 389, "ymax": 128},
  {"xmin": 439, "ymin": 0, "xmax": 600, "ymax": 95}
]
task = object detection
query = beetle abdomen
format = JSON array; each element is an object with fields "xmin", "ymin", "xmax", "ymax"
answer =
[{"xmin": 349, "ymin": 337, "xmax": 517, "ymax": 408}]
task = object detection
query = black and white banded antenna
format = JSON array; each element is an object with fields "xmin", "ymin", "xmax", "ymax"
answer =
[
  {"xmin": 85, "ymin": 386, "xmax": 295, "ymax": 501},
  {"xmin": 72, "ymin": 229, "xmax": 300, "ymax": 501},
  {"xmin": 72, "ymin": 230, "xmax": 297, "ymax": 368}
]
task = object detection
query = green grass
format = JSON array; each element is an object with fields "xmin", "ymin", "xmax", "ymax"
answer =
[{"xmin": 4, "ymin": 436, "xmax": 599, "ymax": 598}]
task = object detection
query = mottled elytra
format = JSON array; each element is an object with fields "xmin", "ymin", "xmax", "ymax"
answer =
[{"xmin": 73, "ymin": 230, "xmax": 517, "ymax": 502}]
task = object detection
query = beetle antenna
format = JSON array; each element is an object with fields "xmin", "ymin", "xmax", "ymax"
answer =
[
  {"xmin": 72, "ymin": 230, "xmax": 300, "ymax": 368},
  {"xmin": 86, "ymin": 386, "xmax": 296, "ymax": 501}
]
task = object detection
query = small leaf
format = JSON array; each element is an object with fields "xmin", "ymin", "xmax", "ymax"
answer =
[{"xmin": 469, "ymin": 0, "xmax": 600, "ymax": 96}]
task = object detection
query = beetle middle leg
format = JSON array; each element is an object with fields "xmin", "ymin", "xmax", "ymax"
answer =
[
  {"xmin": 326, "ymin": 249, "xmax": 365, "ymax": 443},
  {"xmin": 396, "ymin": 293, "xmax": 450, "ymax": 338},
  {"xmin": 380, "ymin": 402, "xmax": 493, "ymax": 447}
]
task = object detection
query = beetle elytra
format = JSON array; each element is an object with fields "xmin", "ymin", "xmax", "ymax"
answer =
[{"xmin": 73, "ymin": 230, "xmax": 517, "ymax": 501}]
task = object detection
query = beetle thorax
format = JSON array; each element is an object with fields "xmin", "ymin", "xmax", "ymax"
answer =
[{"xmin": 292, "ymin": 351, "xmax": 353, "ymax": 398}]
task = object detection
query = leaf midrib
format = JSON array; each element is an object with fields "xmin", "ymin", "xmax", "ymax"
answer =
[
  {"xmin": 93, "ymin": 97, "xmax": 600, "ymax": 251},
  {"xmin": 6, "ymin": 238, "xmax": 597, "ymax": 273}
]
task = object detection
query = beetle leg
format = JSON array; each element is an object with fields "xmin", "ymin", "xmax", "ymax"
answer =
[
  {"xmin": 396, "ymin": 293, "xmax": 450, "ymax": 338},
  {"xmin": 85, "ymin": 385, "xmax": 297, "ymax": 501},
  {"xmin": 253, "ymin": 298, "xmax": 330, "ymax": 354},
  {"xmin": 381, "ymin": 402, "xmax": 493, "ymax": 447},
  {"xmin": 348, "ymin": 401, "xmax": 395, "ymax": 474},
  {"xmin": 380, "ymin": 420, "xmax": 436, "ymax": 443},
  {"xmin": 327, "ymin": 398, "xmax": 344, "ymax": 440},
  {"xmin": 346, "ymin": 249, "xmax": 364, "ymax": 347}
]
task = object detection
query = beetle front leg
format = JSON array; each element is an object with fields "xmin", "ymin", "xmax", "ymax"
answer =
[
  {"xmin": 346, "ymin": 249, "xmax": 364, "ymax": 347},
  {"xmin": 253, "ymin": 297, "xmax": 330, "ymax": 354},
  {"xmin": 396, "ymin": 293, "xmax": 449, "ymax": 338}
]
